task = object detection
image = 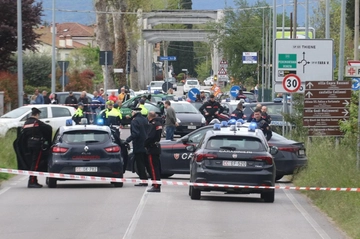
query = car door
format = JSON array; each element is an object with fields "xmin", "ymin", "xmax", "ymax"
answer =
[{"xmin": 161, "ymin": 127, "xmax": 211, "ymax": 174}]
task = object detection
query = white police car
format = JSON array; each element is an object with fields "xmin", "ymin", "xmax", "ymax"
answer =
[{"xmin": 187, "ymin": 119, "xmax": 277, "ymax": 202}]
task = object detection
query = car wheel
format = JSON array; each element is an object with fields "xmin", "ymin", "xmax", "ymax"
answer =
[
  {"xmin": 275, "ymin": 175, "xmax": 284, "ymax": 181},
  {"xmin": 190, "ymin": 186, "xmax": 201, "ymax": 200},
  {"xmin": 48, "ymin": 177, "xmax": 57, "ymax": 188},
  {"xmin": 160, "ymin": 174, "xmax": 173, "ymax": 179},
  {"xmin": 111, "ymin": 182, "xmax": 124, "ymax": 188},
  {"xmin": 261, "ymin": 189, "xmax": 275, "ymax": 203}
]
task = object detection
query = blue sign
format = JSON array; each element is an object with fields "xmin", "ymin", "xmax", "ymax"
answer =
[
  {"xmin": 159, "ymin": 56, "xmax": 177, "ymax": 61},
  {"xmin": 230, "ymin": 85, "xmax": 240, "ymax": 97},
  {"xmin": 352, "ymin": 78, "xmax": 360, "ymax": 91},
  {"xmin": 188, "ymin": 88, "xmax": 200, "ymax": 101}
]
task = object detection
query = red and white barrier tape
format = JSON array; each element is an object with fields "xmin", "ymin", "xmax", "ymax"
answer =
[{"xmin": 1, "ymin": 168, "xmax": 359, "ymax": 192}]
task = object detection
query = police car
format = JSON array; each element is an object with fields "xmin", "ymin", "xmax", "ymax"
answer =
[
  {"xmin": 126, "ymin": 120, "xmax": 307, "ymax": 180},
  {"xmin": 47, "ymin": 119, "xmax": 124, "ymax": 188},
  {"xmin": 187, "ymin": 120, "xmax": 277, "ymax": 202}
]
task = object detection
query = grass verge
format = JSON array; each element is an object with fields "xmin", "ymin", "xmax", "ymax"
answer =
[
  {"xmin": 294, "ymin": 137, "xmax": 360, "ymax": 238},
  {"xmin": 0, "ymin": 132, "xmax": 17, "ymax": 182}
]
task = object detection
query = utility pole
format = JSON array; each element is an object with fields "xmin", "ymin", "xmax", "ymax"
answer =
[
  {"xmin": 17, "ymin": 0, "xmax": 23, "ymax": 107},
  {"xmin": 51, "ymin": 0, "xmax": 56, "ymax": 93},
  {"xmin": 325, "ymin": 0, "xmax": 330, "ymax": 38},
  {"xmin": 305, "ymin": 0, "xmax": 309, "ymax": 38},
  {"xmin": 338, "ymin": 0, "xmax": 346, "ymax": 81},
  {"xmin": 355, "ymin": 0, "xmax": 359, "ymax": 60},
  {"xmin": 293, "ymin": 0, "xmax": 297, "ymax": 39}
]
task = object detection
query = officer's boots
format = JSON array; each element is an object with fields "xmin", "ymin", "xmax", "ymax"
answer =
[
  {"xmin": 28, "ymin": 176, "xmax": 43, "ymax": 188},
  {"xmin": 147, "ymin": 185, "xmax": 161, "ymax": 193}
]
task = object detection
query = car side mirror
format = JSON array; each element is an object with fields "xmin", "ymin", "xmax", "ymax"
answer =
[
  {"xmin": 269, "ymin": 146, "xmax": 278, "ymax": 155},
  {"xmin": 181, "ymin": 136, "xmax": 189, "ymax": 144},
  {"xmin": 186, "ymin": 145, "xmax": 195, "ymax": 152}
]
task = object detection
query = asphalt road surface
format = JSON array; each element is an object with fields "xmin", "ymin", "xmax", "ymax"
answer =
[{"xmin": 0, "ymin": 86, "xmax": 348, "ymax": 238}]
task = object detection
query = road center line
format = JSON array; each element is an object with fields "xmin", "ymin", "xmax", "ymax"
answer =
[
  {"xmin": 0, "ymin": 187, "xmax": 11, "ymax": 196},
  {"xmin": 123, "ymin": 188, "xmax": 149, "ymax": 239},
  {"xmin": 281, "ymin": 183, "xmax": 331, "ymax": 239}
]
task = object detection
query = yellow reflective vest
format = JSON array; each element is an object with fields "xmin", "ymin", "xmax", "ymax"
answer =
[{"xmin": 139, "ymin": 104, "xmax": 148, "ymax": 116}]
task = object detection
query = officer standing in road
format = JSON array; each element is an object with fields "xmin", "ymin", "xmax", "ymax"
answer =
[
  {"xmin": 231, "ymin": 102, "xmax": 245, "ymax": 120},
  {"xmin": 145, "ymin": 111, "xmax": 163, "ymax": 192},
  {"xmin": 101, "ymin": 100, "xmax": 122, "ymax": 126},
  {"xmin": 137, "ymin": 99, "xmax": 149, "ymax": 117},
  {"xmin": 199, "ymin": 94, "xmax": 224, "ymax": 124},
  {"xmin": 251, "ymin": 108, "xmax": 272, "ymax": 141},
  {"xmin": 22, "ymin": 107, "xmax": 52, "ymax": 188},
  {"xmin": 261, "ymin": 106, "xmax": 272, "ymax": 124},
  {"xmin": 126, "ymin": 108, "xmax": 149, "ymax": 186},
  {"xmin": 72, "ymin": 102, "xmax": 85, "ymax": 125}
]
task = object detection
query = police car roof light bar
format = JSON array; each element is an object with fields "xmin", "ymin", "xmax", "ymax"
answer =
[
  {"xmin": 248, "ymin": 122, "xmax": 257, "ymax": 132},
  {"xmin": 213, "ymin": 123, "xmax": 221, "ymax": 130},
  {"xmin": 221, "ymin": 121, "xmax": 228, "ymax": 127},
  {"xmin": 66, "ymin": 119, "xmax": 73, "ymax": 126}
]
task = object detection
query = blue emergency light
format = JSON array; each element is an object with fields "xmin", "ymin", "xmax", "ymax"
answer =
[
  {"xmin": 154, "ymin": 90, "xmax": 160, "ymax": 94},
  {"xmin": 228, "ymin": 119, "xmax": 237, "ymax": 125},
  {"xmin": 248, "ymin": 122, "xmax": 258, "ymax": 131},
  {"xmin": 65, "ymin": 119, "xmax": 73, "ymax": 126},
  {"xmin": 236, "ymin": 119, "xmax": 245, "ymax": 124},
  {"xmin": 221, "ymin": 121, "xmax": 228, "ymax": 127},
  {"xmin": 213, "ymin": 123, "xmax": 221, "ymax": 130},
  {"xmin": 96, "ymin": 118, "xmax": 104, "ymax": 125},
  {"xmin": 178, "ymin": 97, "xmax": 183, "ymax": 101}
]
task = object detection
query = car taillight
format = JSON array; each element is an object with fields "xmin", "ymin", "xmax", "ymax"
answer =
[
  {"xmin": 52, "ymin": 146, "xmax": 68, "ymax": 153},
  {"xmin": 253, "ymin": 156, "xmax": 273, "ymax": 165},
  {"xmin": 277, "ymin": 147, "xmax": 298, "ymax": 153},
  {"xmin": 105, "ymin": 146, "xmax": 120, "ymax": 153},
  {"xmin": 195, "ymin": 153, "xmax": 217, "ymax": 162}
]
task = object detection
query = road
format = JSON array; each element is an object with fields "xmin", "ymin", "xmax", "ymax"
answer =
[{"xmin": 0, "ymin": 86, "xmax": 348, "ymax": 239}]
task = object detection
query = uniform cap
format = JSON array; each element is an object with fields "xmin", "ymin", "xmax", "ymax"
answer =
[
  {"xmin": 139, "ymin": 99, "xmax": 145, "ymax": 104},
  {"xmin": 31, "ymin": 107, "xmax": 41, "ymax": 115},
  {"xmin": 78, "ymin": 102, "xmax": 84, "ymax": 106}
]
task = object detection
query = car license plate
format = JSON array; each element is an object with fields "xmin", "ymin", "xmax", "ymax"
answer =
[
  {"xmin": 75, "ymin": 167, "xmax": 98, "ymax": 172},
  {"xmin": 298, "ymin": 149, "xmax": 305, "ymax": 155},
  {"xmin": 222, "ymin": 161, "xmax": 247, "ymax": 167},
  {"xmin": 187, "ymin": 126, "xmax": 196, "ymax": 129}
]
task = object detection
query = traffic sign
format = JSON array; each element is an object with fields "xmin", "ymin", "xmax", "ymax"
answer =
[
  {"xmin": 303, "ymin": 80, "xmax": 351, "ymax": 137},
  {"xmin": 58, "ymin": 61, "xmax": 69, "ymax": 72},
  {"xmin": 230, "ymin": 86, "xmax": 240, "ymax": 97},
  {"xmin": 188, "ymin": 88, "xmax": 200, "ymax": 101},
  {"xmin": 274, "ymin": 39, "xmax": 334, "ymax": 82},
  {"xmin": 282, "ymin": 74, "xmax": 301, "ymax": 93},
  {"xmin": 159, "ymin": 56, "xmax": 177, "ymax": 61},
  {"xmin": 218, "ymin": 67, "xmax": 227, "ymax": 75},
  {"xmin": 219, "ymin": 59, "xmax": 228, "ymax": 68},
  {"xmin": 345, "ymin": 66, "xmax": 360, "ymax": 77},
  {"xmin": 242, "ymin": 52, "xmax": 258, "ymax": 64},
  {"xmin": 352, "ymin": 78, "xmax": 360, "ymax": 90}
]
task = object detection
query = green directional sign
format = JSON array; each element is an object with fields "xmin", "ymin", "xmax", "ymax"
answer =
[{"xmin": 278, "ymin": 54, "xmax": 297, "ymax": 68}]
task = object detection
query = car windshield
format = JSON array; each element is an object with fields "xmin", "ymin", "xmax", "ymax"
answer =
[
  {"xmin": 1, "ymin": 107, "xmax": 30, "ymax": 118},
  {"xmin": 206, "ymin": 136, "xmax": 265, "ymax": 151},
  {"xmin": 186, "ymin": 80, "xmax": 198, "ymax": 85},
  {"xmin": 164, "ymin": 78, "xmax": 176, "ymax": 83},
  {"xmin": 62, "ymin": 130, "xmax": 110, "ymax": 144},
  {"xmin": 244, "ymin": 93, "xmax": 257, "ymax": 101},
  {"xmin": 150, "ymin": 82, "xmax": 163, "ymax": 87},
  {"xmin": 172, "ymin": 103, "xmax": 199, "ymax": 113}
]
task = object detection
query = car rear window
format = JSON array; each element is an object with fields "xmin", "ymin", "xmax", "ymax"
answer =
[
  {"xmin": 51, "ymin": 107, "xmax": 71, "ymax": 118},
  {"xmin": 244, "ymin": 93, "xmax": 256, "ymax": 101},
  {"xmin": 172, "ymin": 103, "xmax": 199, "ymax": 113},
  {"xmin": 205, "ymin": 136, "xmax": 265, "ymax": 151},
  {"xmin": 151, "ymin": 82, "xmax": 163, "ymax": 87},
  {"xmin": 187, "ymin": 80, "xmax": 198, "ymax": 85},
  {"xmin": 62, "ymin": 130, "xmax": 110, "ymax": 144}
]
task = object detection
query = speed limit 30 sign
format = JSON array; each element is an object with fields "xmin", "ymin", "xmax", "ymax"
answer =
[{"xmin": 282, "ymin": 74, "xmax": 301, "ymax": 93}]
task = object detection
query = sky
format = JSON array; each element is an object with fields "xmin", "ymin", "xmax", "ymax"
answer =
[{"xmin": 38, "ymin": 0, "xmax": 314, "ymax": 26}]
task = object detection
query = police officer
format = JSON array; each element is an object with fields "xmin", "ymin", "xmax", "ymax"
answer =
[
  {"xmin": 126, "ymin": 108, "xmax": 149, "ymax": 186},
  {"xmin": 72, "ymin": 102, "xmax": 85, "ymax": 125},
  {"xmin": 144, "ymin": 111, "xmax": 163, "ymax": 192},
  {"xmin": 22, "ymin": 107, "xmax": 52, "ymax": 188},
  {"xmin": 247, "ymin": 103, "xmax": 262, "ymax": 122},
  {"xmin": 251, "ymin": 108, "xmax": 272, "ymax": 141},
  {"xmin": 231, "ymin": 102, "xmax": 245, "ymax": 120},
  {"xmin": 101, "ymin": 100, "xmax": 122, "ymax": 126},
  {"xmin": 137, "ymin": 99, "xmax": 148, "ymax": 117},
  {"xmin": 199, "ymin": 94, "xmax": 224, "ymax": 124}
]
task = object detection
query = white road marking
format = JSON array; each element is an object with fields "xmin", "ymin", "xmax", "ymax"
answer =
[
  {"xmin": 281, "ymin": 183, "xmax": 331, "ymax": 239},
  {"xmin": 123, "ymin": 188, "xmax": 149, "ymax": 239},
  {"xmin": 0, "ymin": 187, "xmax": 11, "ymax": 196}
]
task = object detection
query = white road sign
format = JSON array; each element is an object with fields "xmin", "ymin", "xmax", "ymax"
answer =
[
  {"xmin": 345, "ymin": 66, "xmax": 360, "ymax": 77},
  {"xmin": 274, "ymin": 39, "xmax": 334, "ymax": 82}
]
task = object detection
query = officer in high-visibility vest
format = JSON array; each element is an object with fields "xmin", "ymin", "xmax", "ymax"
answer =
[
  {"xmin": 72, "ymin": 102, "xmax": 85, "ymax": 125},
  {"xmin": 137, "ymin": 99, "xmax": 148, "ymax": 117},
  {"xmin": 101, "ymin": 100, "xmax": 122, "ymax": 126}
]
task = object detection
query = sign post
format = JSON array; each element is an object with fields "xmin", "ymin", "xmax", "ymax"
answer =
[
  {"xmin": 303, "ymin": 81, "xmax": 351, "ymax": 137},
  {"xmin": 57, "ymin": 61, "xmax": 69, "ymax": 92},
  {"xmin": 99, "ymin": 51, "xmax": 113, "ymax": 99},
  {"xmin": 188, "ymin": 88, "xmax": 200, "ymax": 101}
]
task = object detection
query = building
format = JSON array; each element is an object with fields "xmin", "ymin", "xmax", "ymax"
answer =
[{"xmin": 33, "ymin": 22, "xmax": 96, "ymax": 60}]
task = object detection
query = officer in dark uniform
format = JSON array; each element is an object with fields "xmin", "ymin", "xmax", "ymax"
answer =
[
  {"xmin": 230, "ymin": 102, "xmax": 245, "ymax": 120},
  {"xmin": 247, "ymin": 103, "xmax": 262, "ymax": 122},
  {"xmin": 251, "ymin": 108, "xmax": 272, "ymax": 141},
  {"xmin": 261, "ymin": 106, "xmax": 272, "ymax": 124},
  {"xmin": 22, "ymin": 108, "xmax": 52, "ymax": 188},
  {"xmin": 199, "ymin": 94, "xmax": 224, "ymax": 124},
  {"xmin": 126, "ymin": 108, "xmax": 149, "ymax": 186},
  {"xmin": 144, "ymin": 111, "xmax": 163, "ymax": 192}
]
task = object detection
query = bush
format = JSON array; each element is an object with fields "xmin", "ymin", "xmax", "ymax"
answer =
[
  {"xmin": 0, "ymin": 71, "xmax": 18, "ymax": 108},
  {"xmin": 0, "ymin": 131, "xmax": 17, "ymax": 181}
]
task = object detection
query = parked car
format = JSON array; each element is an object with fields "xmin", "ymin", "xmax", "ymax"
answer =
[
  {"xmin": 203, "ymin": 77, "xmax": 214, "ymax": 86},
  {"xmin": 164, "ymin": 77, "xmax": 178, "ymax": 91},
  {"xmin": 47, "ymin": 124, "xmax": 124, "ymax": 188},
  {"xmin": 183, "ymin": 78, "xmax": 201, "ymax": 95},
  {"xmin": 0, "ymin": 105, "xmax": 76, "ymax": 137},
  {"xmin": 149, "ymin": 81, "xmax": 165, "ymax": 93}
]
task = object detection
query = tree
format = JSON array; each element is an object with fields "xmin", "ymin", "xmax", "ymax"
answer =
[
  {"xmin": 0, "ymin": 71, "xmax": 18, "ymax": 108},
  {"xmin": 65, "ymin": 69, "xmax": 94, "ymax": 92},
  {"xmin": 0, "ymin": 0, "xmax": 43, "ymax": 70},
  {"xmin": 346, "ymin": 0, "xmax": 359, "ymax": 36},
  {"xmin": 22, "ymin": 53, "xmax": 52, "ymax": 87}
]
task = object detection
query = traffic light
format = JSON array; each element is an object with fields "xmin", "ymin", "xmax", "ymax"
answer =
[{"xmin": 214, "ymin": 75, "xmax": 218, "ymax": 81}]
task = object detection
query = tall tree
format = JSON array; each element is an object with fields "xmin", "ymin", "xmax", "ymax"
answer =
[
  {"xmin": 0, "ymin": 0, "xmax": 43, "ymax": 70},
  {"xmin": 346, "ymin": 0, "xmax": 359, "ymax": 36}
]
